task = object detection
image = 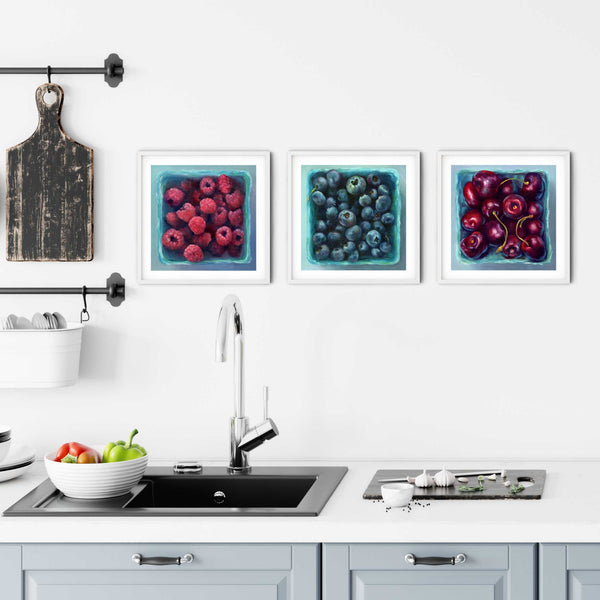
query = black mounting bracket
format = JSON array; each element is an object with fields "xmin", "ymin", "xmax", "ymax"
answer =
[{"xmin": 0, "ymin": 53, "xmax": 125, "ymax": 87}]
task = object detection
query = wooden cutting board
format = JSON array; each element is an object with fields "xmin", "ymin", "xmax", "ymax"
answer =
[{"xmin": 6, "ymin": 83, "xmax": 93, "ymax": 261}]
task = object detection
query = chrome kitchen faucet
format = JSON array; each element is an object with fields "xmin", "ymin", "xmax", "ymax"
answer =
[{"xmin": 215, "ymin": 294, "xmax": 279, "ymax": 473}]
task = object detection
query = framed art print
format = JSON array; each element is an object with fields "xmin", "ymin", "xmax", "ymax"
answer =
[
  {"xmin": 289, "ymin": 151, "xmax": 420, "ymax": 284},
  {"xmin": 438, "ymin": 151, "xmax": 570, "ymax": 284},
  {"xmin": 138, "ymin": 150, "xmax": 269, "ymax": 284}
]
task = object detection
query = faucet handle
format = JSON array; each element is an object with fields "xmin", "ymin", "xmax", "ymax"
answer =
[{"xmin": 263, "ymin": 386, "xmax": 269, "ymax": 420}]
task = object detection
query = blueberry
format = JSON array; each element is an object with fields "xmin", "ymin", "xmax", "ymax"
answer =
[
  {"xmin": 366, "ymin": 229, "xmax": 382, "ymax": 248},
  {"xmin": 315, "ymin": 244, "xmax": 330, "ymax": 260},
  {"xmin": 358, "ymin": 194, "xmax": 371, "ymax": 207},
  {"xmin": 326, "ymin": 170, "xmax": 342, "ymax": 189},
  {"xmin": 346, "ymin": 175, "xmax": 367, "ymax": 196},
  {"xmin": 375, "ymin": 195, "xmax": 391, "ymax": 212},
  {"xmin": 326, "ymin": 206, "xmax": 338, "ymax": 221},
  {"xmin": 326, "ymin": 196, "xmax": 337, "ymax": 208},
  {"xmin": 347, "ymin": 249, "xmax": 359, "ymax": 262},
  {"xmin": 337, "ymin": 189, "xmax": 349, "ymax": 203},
  {"xmin": 373, "ymin": 220, "xmax": 385, "ymax": 234},
  {"xmin": 381, "ymin": 212, "xmax": 395, "ymax": 225},
  {"xmin": 371, "ymin": 247, "xmax": 383, "ymax": 259},
  {"xmin": 312, "ymin": 175, "xmax": 328, "ymax": 192},
  {"xmin": 312, "ymin": 232, "xmax": 327, "ymax": 246},
  {"xmin": 377, "ymin": 184, "xmax": 390, "ymax": 196},
  {"xmin": 314, "ymin": 220, "xmax": 327, "ymax": 233},
  {"xmin": 331, "ymin": 247, "xmax": 345, "ymax": 261},
  {"xmin": 380, "ymin": 240, "xmax": 392, "ymax": 254},
  {"xmin": 335, "ymin": 224, "xmax": 346, "ymax": 234},
  {"xmin": 367, "ymin": 173, "xmax": 382, "ymax": 187},
  {"xmin": 358, "ymin": 241, "xmax": 369, "ymax": 255},
  {"xmin": 338, "ymin": 202, "xmax": 349, "ymax": 211},
  {"xmin": 361, "ymin": 206, "xmax": 374, "ymax": 220},
  {"xmin": 338, "ymin": 210, "xmax": 357, "ymax": 227},
  {"xmin": 311, "ymin": 190, "xmax": 327, "ymax": 207},
  {"xmin": 351, "ymin": 203, "xmax": 362, "ymax": 216},
  {"xmin": 360, "ymin": 220, "xmax": 372, "ymax": 233},
  {"xmin": 343, "ymin": 241, "xmax": 356, "ymax": 253},
  {"xmin": 368, "ymin": 188, "xmax": 379, "ymax": 200},
  {"xmin": 327, "ymin": 231, "xmax": 343, "ymax": 246},
  {"xmin": 345, "ymin": 225, "xmax": 362, "ymax": 241}
]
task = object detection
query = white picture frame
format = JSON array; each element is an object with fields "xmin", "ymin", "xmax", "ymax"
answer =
[
  {"xmin": 288, "ymin": 150, "xmax": 420, "ymax": 284},
  {"xmin": 138, "ymin": 150, "xmax": 270, "ymax": 285},
  {"xmin": 438, "ymin": 150, "xmax": 570, "ymax": 284}
]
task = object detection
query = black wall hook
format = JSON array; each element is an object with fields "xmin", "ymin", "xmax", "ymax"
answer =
[
  {"xmin": 0, "ymin": 53, "xmax": 124, "ymax": 87},
  {"xmin": 80, "ymin": 286, "xmax": 90, "ymax": 323}
]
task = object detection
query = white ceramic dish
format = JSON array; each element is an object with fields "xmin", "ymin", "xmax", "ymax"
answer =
[
  {"xmin": 0, "ymin": 323, "xmax": 83, "ymax": 388},
  {"xmin": 0, "ymin": 462, "xmax": 34, "ymax": 482},
  {"xmin": 381, "ymin": 482, "xmax": 414, "ymax": 507},
  {"xmin": 0, "ymin": 444, "xmax": 35, "ymax": 483},
  {"xmin": 0, "ymin": 439, "xmax": 11, "ymax": 463},
  {"xmin": 44, "ymin": 450, "xmax": 149, "ymax": 499}
]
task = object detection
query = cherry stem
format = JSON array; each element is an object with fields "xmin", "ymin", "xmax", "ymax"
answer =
[
  {"xmin": 499, "ymin": 177, "xmax": 530, "ymax": 187},
  {"xmin": 493, "ymin": 212, "xmax": 509, "ymax": 252},
  {"xmin": 515, "ymin": 215, "xmax": 533, "ymax": 244},
  {"xmin": 307, "ymin": 185, "xmax": 317, "ymax": 202}
]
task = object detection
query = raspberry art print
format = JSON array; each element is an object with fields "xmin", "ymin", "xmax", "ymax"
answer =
[
  {"xmin": 289, "ymin": 151, "xmax": 420, "ymax": 284},
  {"xmin": 139, "ymin": 151, "xmax": 270, "ymax": 284},
  {"xmin": 439, "ymin": 151, "xmax": 570, "ymax": 284}
]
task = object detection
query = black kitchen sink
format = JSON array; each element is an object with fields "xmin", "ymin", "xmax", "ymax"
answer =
[{"xmin": 3, "ymin": 466, "xmax": 347, "ymax": 517}]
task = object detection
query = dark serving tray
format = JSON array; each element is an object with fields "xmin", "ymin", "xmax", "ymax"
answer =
[{"xmin": 363, "ymin": 469, "xmax": 546, "ymax": 500}]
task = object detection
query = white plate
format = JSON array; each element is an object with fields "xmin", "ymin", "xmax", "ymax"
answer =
[
  {"xmin": 0, "ymin": 444, "xmax": 36, "ymax": 469},
  {"xmin": 0, "ymin": 462, "xmax": 33, "ymax": 482}
]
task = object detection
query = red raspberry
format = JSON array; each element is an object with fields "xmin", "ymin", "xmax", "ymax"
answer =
[
  {"xmin": 231, "ymin": 228, "xmax": 244, "ymax": 246},
  {"xmin": 183, "ymin": 244, "xmax": 204, "ymax": 262},
  {"xmin": 199, "ymin": 197, "xmax": 217, "ymax": 215},
  {"xmin": 180, "ymin": 225, "xmax": 193, "ymax": 242},
  {"xmin": 212, "ymin": 206, "xmax": 228, "ymax": 227},
  {"xmin": 165, "ymin": 211, "xmax": 185, "ymax": 229},
  {"xmin": 176, "ymin": 202, "xmax": 196, "ymax": 223},
  {"xmin": 199, "ymin": 177, "xmax": 216, "ymax": 197},
  {"xmin": 193, "ymin": 232, "xmax": 211, "ymax": 248},
  {"xmin": 217, "ymin": 174, "xmax": 234, "ymax": 194},
  {"xmin": 225, "ymin": 189, "xmax": 244, "ymax": 210},
  {"xmin": 208, "ymin": 240, "xmax": 226, "ymax": 256},
  {"xmin": 162, "ymin": 228, "xmax": 185, "ymax": 251},
  {"xmin": 228, "ymin": 209, "xmax": 243, "ymax": 227},
  {"xmin": 228, "ymin": 244, "xmax": 243, "ymax": 258},
  {"xmin": 189, "ymin": 216, "xmax": 206, "ymax": 234},
  {"xmin": 180, "ymin": 179, "xmax": 195, "ymax": 193},
  {"xmin": 213, "ymin": 193, "xmax": 225, "ymax": 208},
  {"xmin": 189, "ymin": 189, "xmax": 202, "ymax": 206},
  {"xmin": 164, "ymin": 188, "xmax": 185, "ymax": 208},
  {"xmin": 216, "ymin": 226, "xmax": 233, "ymax": 246}
]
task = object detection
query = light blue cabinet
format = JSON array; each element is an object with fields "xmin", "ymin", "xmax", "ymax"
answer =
[
  {"xmin": 21, "ymin": 543, "xmax": 319, "ymax": 600},
  {"xmin": 540, "ymin": 544, "xmax": 600, "ymax": 600},
  {"xmin": 0, "ymin": 545, "xmax": 22, "ymax": 599},
  {"xmin": 323, "ymin": 543, "xmax": 537, "ymax": 600}
]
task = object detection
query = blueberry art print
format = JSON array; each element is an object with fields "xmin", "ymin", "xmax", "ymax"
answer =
[
  {"xmin": 289, "ymin": 152, "xmax": 420, "ymax": 283},
  {"xmin": 139, "ymin": 151, "xmax": 270, "ymax": 284},
  {"xmin": 439, "ymin": 151, "xmax": 570, "ymax": 284}
]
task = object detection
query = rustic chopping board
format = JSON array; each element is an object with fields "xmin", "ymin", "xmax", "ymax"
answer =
[
  {"xmin": 363, "ymin": 469, "xmax": 546, "ymax": 500},
  {"xmin": 6, "ymin": 83, "xmax": 93, "ymax": 261}
]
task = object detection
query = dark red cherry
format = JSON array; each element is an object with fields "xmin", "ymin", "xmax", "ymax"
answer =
[
  {"xmin": 527, "ymin": 202, "xmax": 543, "ymax": 218},
  {"xmin": 461, "ymin": 209, "xmax": 484, "ymax": 232},
  {"xmin": 481, "ymin": 199, "xmax": 502, "ymax": 219},
  {"xmin": 460, "ymin": 231, "xmax": 488, "ymax": 259},
  {"xmin": 522, "ymin": 235, "xmax": 546, "ymax": 261},
  {"xmin": 482, "ymin": 220, "xmax": 505, "ymax": 246},
  {"xmin": 498, "ymin": 179, "xmax": 518, "ymax": 197},
  {"xmin": 472, "ymin": 170, "xmax": 501, "ymax": 199},
  {"xmin": 522, "ymin": 219, "xmax": 544, "ymax": 237},
  {"xmin": 502, "ymin": 194, "xmax": 528, "ymax": 220},
  {"xmin": 463, "ymin": 181, "xmax": 481, "ymax": 208},
  {"xmin": 522, "ymin": 172, "xmax": 545, "ymax": 200},
  {"xmin": 502, "ymin": 235, "xmax": 522, "ymax": 259}
]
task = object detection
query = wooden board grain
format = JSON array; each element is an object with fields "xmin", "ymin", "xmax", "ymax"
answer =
[{"xmin": 6, "ymin": 83, "xmax": 93, "ymax": 261}]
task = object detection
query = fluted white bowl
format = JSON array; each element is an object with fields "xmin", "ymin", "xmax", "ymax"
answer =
[{"xmin": 44, "ymin": 450, "xmax": 148, "ymax": 499}]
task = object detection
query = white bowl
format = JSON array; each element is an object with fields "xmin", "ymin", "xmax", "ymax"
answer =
[
  {"xmin": 381, "ymin": 482, "xmax": 414, "ymax": 508},
  {"xmin": 44, "ymin": 450, "xmax": 148, "ymax": 499},
  {"xmin": 0, "ymin": 439, "xmax": 12, "ymax": 463}
]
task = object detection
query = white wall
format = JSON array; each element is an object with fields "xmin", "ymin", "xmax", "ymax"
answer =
[{"xmin": 0, "ymin": 0, "xmax": 595, "ymax": 462}]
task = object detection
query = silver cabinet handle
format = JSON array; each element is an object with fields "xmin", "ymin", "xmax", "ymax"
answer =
[
  {"xmin": 132, "ymin": 553, "xmax": 194, "ymax": 566},
  {"xmin": 405, "ymin": 553, "xmax": 466, "ymax": 566}
]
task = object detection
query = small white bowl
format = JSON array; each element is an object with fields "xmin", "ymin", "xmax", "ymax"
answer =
[
  {"xmin": 44, "ymin": 449, "xmax": 148, "ymax": 499},
  {"xmin": 381, "ymin": 482, "xmax": 414, "ymax": 508},
  {"xmin": 0, "ymin": 439, "xmax": 12, "ymax": 463}
]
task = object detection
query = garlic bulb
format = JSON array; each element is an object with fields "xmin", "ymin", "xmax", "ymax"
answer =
[
  {"xmin": 434, "ymin": 467, "xmax": 456, "ymax": 487},
  {"xmin": 415, "ymin": 470, "xmax": 433, "ymax": 488}
]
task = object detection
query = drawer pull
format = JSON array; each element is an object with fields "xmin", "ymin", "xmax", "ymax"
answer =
[
  {"xmin": 405, "ymin": 553, "xmax": 466, "ymax": 566},
  {"xmin": 132, "ymin": 553, "xmax": 194, "ymax": 566}
]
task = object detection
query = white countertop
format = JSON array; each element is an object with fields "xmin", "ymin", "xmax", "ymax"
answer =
[{"xmin": 0, "ymin": 460, "xmax": 597, "ymax": 544}]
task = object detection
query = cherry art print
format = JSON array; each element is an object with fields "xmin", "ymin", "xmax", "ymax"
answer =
[{"xmin": 439, "ymin": 152, "xmax": 570, "ymax": 284}]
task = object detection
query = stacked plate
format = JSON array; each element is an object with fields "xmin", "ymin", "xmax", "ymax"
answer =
[
  {"xmin": 44, "ymin": 450, "xmax": 149, "ymax": 499},
  {"xmin": 3, "ymin": 312, "xmax": 67, "ymax": 330},
  {"xmin": 0, "ymin": 443, "xmax": 36, "ymax": 483}
]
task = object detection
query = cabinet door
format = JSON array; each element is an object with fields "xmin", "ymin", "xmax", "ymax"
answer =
[
  {"xmin": 23, "ymin": 543, "xmax": 318, "ymax": 600},
  {"xmin": 540, "ymin": 544, "xmax": 600, "ymax": 600},
  {"xmin": 0, "ymin": 545, "xmax": 22, "ymax": 599},
  {"xmin": 324, "ymin": 543, "xmax": 536, "ymax": 600}
]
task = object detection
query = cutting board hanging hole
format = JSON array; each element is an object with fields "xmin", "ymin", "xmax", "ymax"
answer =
[{"xmin": 42, "ymin": 90, "xmax": 57, "ymax": 106}]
